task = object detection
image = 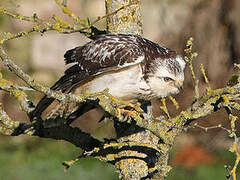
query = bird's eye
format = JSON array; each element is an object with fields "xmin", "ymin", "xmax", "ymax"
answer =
[{"xmin": 163, "ymin": 77, "xmax": 174, "ymax": 82}]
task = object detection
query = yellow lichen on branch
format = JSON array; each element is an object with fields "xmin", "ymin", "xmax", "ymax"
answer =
[
  {"xmin": 0, "ymin": 75, "xmax": 33, "ymax": 113},
  {"xmin": 0, "ymin": 102, "xmax": 20, "ymax": 134},
  {"xmin": 83, "ymin": 140, "xmax": 161, "ymax": 179},
  {"xmin": 0, "ymin": 1, "xmax": 138, "ymax": 44},
  {"xmin": 228, "ymin": 113, "xmax": 240, "ymax": 180},
  {"xmin": 105, "ymin": 0, "xmax": 142, "ymax": 35},
  {"xmin": 55, "ymin": 0, "xmax": 89, "ymax": 26},
  {"xmin": 0, "ymin": 4, "xmax": 89, "ymax": 44},
  {"xmin": 200, "ymin": 64, "xmax": 211, "ymax": 91},
  {"xmin": 229, "ymin": 141, "xmax": 240, "ymax": 180},
  {"xmin": 0, "ymin": 7, "xmax": 41, "ymax": 23},
  {"xmin": 184, "ymin": 37, "xmax": 199, "ymax": 99}
]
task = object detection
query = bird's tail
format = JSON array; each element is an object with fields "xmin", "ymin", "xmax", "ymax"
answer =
[{"xmin": 29, "ymin": 66, "xmax": 87, "ymax": 121}]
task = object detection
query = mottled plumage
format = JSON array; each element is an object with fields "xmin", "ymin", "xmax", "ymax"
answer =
[{"xmin": 30, "ymin": 34, "xmax": 185, "ymax": 120}]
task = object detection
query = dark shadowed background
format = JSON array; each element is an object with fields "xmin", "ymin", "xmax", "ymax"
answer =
[{"xmin": 0, "ymin": 0, "xmax": 239, "ymax": 179}]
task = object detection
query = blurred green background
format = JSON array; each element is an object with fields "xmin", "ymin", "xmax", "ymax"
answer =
[{"xmin": 0, "ymin": 0, "xmax": 240, "ymax": 179}]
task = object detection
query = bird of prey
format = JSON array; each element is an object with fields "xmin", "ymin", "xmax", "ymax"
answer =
[{"xmin": 30, "ymin": 34, "xmax": 185, "ymax": 121}]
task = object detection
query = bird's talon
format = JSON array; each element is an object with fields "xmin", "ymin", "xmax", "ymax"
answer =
[{"xmin": 116, "ymin": 108, "xmax": 136, "ymax": 120}]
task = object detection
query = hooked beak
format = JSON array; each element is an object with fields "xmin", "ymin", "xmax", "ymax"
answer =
[
  {"xmin": 179, "ymin": 85, "xmax": 184, "ymax": 91},
  {"xmin": 176, "ymin": 81, "xmax": 184, "ymax": 91}
]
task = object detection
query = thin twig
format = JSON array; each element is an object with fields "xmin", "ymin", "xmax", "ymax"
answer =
[
  {"xmin": 0, "ymin": 1, "xmax": 137, "ymax": 43},
  {"xmin": 190, "ymin": 123, "xmax": 231, "ymax": 133},
  {"xmin": 0, "ymin": 77, "xmax": 34, "ymax": 113},
  {"xmin": 184, "ymin": 37, "xmax": 199, "ymax": 99},
  {"xmin": 200, "ymin": 64, "xmax": 211, "ymax": 91},
  {"xmin": 228, "ymin": 114, "xmax": 240, "ymax": 180},
  {"xmin": 0, "ymin": 8, "xmax": 42, "ymax": 23},
  {"xmin": 55, "ymin": 0, "xmax": 89, "ymax": 26}
]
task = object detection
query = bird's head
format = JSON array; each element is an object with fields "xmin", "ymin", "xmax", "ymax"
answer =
[{"xmin": 146, "ymin": 55, "xmax": 185, "ymax": 98}]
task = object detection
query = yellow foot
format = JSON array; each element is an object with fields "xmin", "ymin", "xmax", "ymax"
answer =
[{"xmin": 116, "ymin": 108, "xmax": 141, "ymax": 121}]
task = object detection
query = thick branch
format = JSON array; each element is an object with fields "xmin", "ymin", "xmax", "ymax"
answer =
[
  {"xmin": 106, "ymin": 0, "xmax": 142, "ymax": 35},
  {"xmin": 0, "ymin": 103, "xmax": 102, "ymax": 151},
  {"xmin": 33, "ymin": 121, "xmax": 102, "ymax": 151}
]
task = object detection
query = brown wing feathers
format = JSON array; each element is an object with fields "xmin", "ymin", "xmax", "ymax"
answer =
[{"xmin": 30, "ymin": 52, "xmax": 88, "ymax": 120}]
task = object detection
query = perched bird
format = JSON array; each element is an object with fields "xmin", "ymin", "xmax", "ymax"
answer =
[{"xmin": 30, "ymin": 34, "xmax": 185, "ymax": 121}]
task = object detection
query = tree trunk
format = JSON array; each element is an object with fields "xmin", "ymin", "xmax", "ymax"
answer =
[{"xmin": 105, "ymin": 1, "xmax": 171, "ymax": 179}]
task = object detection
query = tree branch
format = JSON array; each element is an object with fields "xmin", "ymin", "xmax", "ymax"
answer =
[
  {"xmin": 0, "ymin": 75, "xmax": 34, "ymax": 113},
  {"xmin": 0, "ymin": 102, "xmax": 102, "ymax": 151}
]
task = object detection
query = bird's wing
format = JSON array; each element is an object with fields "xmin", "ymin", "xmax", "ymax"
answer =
[
  {"xmin": 30, "ymin": 34, "xmax": 145, "ymax": 120},
  {"xmin": 29, "ymin": 67, "xmax": 89, "ymax": 120},
  {"xmin": 64, "ymin": 34, "xmax": 145, "ymax": 74}
]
